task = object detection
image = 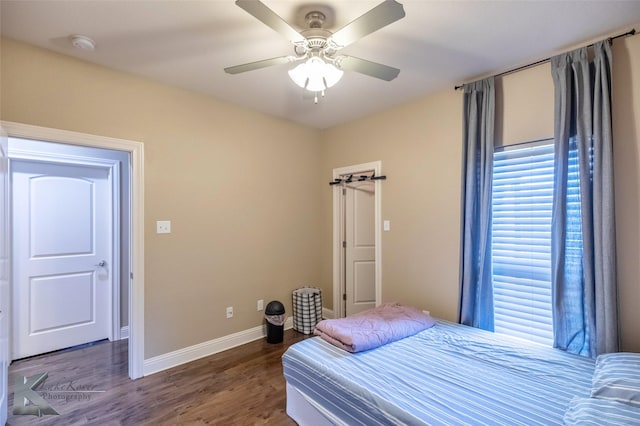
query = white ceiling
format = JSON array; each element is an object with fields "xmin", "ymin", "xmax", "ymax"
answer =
[{"xmin": 2, "ymin": 1, "xmax": 640, "ymax": 129}]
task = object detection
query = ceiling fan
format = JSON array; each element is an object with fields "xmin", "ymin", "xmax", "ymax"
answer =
[{"xmin": 224, "ymin": 0, "xmax": 406, "ymax": 102}]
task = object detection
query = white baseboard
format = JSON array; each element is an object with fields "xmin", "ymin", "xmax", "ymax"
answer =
[
  {"xmin": 322, "ymin": 307, "xmax": 334, "ymax": 319},
  {"xmin": 143, "ymin": 316, "xmax": 294, "ymax": 376},
  {"xmin": 120, "ymin": 325, "xmax": 129, "ymax": 340}
]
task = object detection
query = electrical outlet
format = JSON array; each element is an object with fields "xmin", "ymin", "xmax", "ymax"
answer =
[
  {"xmin": 257, "ymin": 299, "xmax": 264, "ymax": 311},
  {"xmin": 156, "ymin": 220, "xmax": 171, "ymax": 234},
  {"xmin": 226, "ymin": 306, "xmax": 233, "ymax": 319}
]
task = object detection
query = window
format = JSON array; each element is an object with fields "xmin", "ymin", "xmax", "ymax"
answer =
[
  {"xmin": 491, "ymin": 139, "xmax": 584, "ymax": 347},
  {"xmin": 491, "ymin": 141, "xmax": 555, "ymax": 346}
]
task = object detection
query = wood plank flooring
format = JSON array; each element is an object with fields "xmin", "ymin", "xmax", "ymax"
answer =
[{"xmin": 7, "ymin": 329, "xmax": 310, "ymax": 425}]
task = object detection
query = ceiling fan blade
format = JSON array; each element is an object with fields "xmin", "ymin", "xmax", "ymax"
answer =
[
  {"xmin": 338, "ymin": 56, "xmax": 400, "ymax": 81},
  {"xmin": 224, "ymin": 56, "xmax": 295, "ymax": 74},
  {"xmin": 329, "ymin": 0, "xmax": 405, "ymax": 49},
  {"xmin": 235, "ymin": 0, "xmax": 306, "ymax": 45}
]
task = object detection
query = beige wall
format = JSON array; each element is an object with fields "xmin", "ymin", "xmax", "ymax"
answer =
[
  {"xmin": 2, "ymin": 29, "xmax": 640, "ymax": 359},
  {"xmin": 612, "ymin": 34, "xmax": 640, "ymax": 352},
  {"xmin": 320, "ymin": 33, "xmax": 640, "ymax": 352},
  {"xmin": 497, "ymin": 62, "xmax": 554, "ymax": 147},
  {"xmin": 0, "ymin": 38, "xmax": 323, "ymax": 358},
  {"xmin": 320, "ymin": 91, "xmax": 463, "ymax": 321}
]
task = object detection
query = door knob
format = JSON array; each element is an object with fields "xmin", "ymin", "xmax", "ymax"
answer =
[{"xmin": 95, "ymin": 260, "xmax": 106, "ymax": 267}]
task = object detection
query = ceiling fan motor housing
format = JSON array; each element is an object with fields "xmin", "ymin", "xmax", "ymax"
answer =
[
  {"xmin": 305, "ymin": 11, "xmax": 325, "ymax": 28},
  {"xmin": 297, "ymin": 11, "xmax": 337, "ymax": 57}
]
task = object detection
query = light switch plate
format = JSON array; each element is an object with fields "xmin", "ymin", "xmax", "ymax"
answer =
[
  {"xmin": 157, "ymin": 220, "xmax": 171, "ymax": 234},
  {"xmin": 383, "ymin": 220, "xmax": 390, "ymax": 231}
]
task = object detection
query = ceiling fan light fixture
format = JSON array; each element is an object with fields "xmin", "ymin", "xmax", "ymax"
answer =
[{"xmin": 288, "ymin": 56, "xmax": 343, "ymax": 93}]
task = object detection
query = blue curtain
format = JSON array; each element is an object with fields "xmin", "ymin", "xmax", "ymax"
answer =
[
  {"xmin": 459, "ymin": 77, "xmax": 495, "ymax": 331},
  {"xmin": 550, "ymin": 41, "xmax": 618, "ymax": 357}
]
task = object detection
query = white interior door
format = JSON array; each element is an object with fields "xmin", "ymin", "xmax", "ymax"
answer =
[
  {"xmin": 345, "ymin": 180, "xmax": 376, "ymax": 316},
  {"xmin": 0, "ymin": 128, "xmax": 9, "ymax": 425},
  {"xmin": 11, "ymin": 159, "xmax": 112, "ymax": 360}
]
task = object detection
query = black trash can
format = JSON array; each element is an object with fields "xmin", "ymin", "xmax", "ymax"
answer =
[{"xmin": 265, "ymin": 300, "xmax": 286, "ymax": 343}]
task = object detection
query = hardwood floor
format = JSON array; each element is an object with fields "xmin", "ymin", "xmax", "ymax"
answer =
[{"xmin": 7, "ymin": 329, "xmax": 311, "ymax": 425}]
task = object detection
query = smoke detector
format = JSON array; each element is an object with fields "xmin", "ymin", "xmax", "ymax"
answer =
[{"xmin": 70, "ymin": 34, "xmax": 96, "ymax": 51}]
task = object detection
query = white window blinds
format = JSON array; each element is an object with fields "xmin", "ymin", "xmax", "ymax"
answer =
[{"xmin": 491, "ymin": 141, "xmax": 554, "ymax": 346}]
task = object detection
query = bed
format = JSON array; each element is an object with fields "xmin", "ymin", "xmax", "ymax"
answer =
[{"xmin": 283, "ymin": 318, "xmax": 621, "ymax": 425}]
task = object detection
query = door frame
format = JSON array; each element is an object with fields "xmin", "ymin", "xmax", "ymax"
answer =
[
  {"xmin": 9, "ymin": 153, "xmax": 120, "ymax": 356},
  {"xmin": 1, "ymin": 121, "xmax": 144, "ymax": 380},
  {"xmin": 332, "ymin": 161, "xmax": 382, "ymax": 318},
  {"xmin": 0, "ymin": 126, "xmax": 9, "ymax": 425}
]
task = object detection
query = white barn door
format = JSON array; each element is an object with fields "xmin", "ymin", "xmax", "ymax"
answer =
[{"xmin": 12, "ymin": 159, "xmax": 112, "ymax": 359}]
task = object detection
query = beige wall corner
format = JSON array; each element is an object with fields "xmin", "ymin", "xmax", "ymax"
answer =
[
  {"xmin": 612, "ymin": 32, "xmax": 640, "ymax": 352},
  {"xmin": 320, "ymin": 90, "xmax": 463, "ymax": 321},
  {"xmin": 1, "ymin": 37, "xmax": 323, "ymax": 358}
]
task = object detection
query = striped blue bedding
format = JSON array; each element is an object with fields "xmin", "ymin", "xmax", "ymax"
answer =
[{"xmin": 283, "ymin": 320, "xmax": 595, "ymax": 425}]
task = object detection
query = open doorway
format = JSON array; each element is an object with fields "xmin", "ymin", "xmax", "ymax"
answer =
[
  {"xmin": 1, "ymin": 121, "xmax": 144, "ymax": 380},
  {"xmin": 332, "ymin": 161, "xmax": 382, "ymax": 318}
]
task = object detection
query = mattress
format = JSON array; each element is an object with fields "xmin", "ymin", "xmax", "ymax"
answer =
[{"xmin": 282, "ymin": 320, "xmax": 596, "ymax": 425}]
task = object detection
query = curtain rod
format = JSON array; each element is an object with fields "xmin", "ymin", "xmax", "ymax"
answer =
[{"xmin": 454, "ymin": 28, "xmax": 636, "ymax": 90}]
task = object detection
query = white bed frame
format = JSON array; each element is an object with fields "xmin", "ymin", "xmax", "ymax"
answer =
[{"xmin": 286, "ymin": 383, "xmax": 346, "ymax": 426}]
